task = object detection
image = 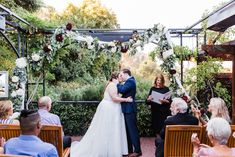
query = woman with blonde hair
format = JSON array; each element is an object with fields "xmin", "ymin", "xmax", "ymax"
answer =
[
  {"xmin": 0, "ymin": 100, "xmax": 19, "ymax": 124},
  {"xmin": 192, "ymin": 97, "xmax": 230, "ymax": 125}
]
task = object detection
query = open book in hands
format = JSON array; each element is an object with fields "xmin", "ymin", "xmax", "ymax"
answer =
[{"xmin": 151, "ymin": 91, "xmax": 171, "ymax": 104}]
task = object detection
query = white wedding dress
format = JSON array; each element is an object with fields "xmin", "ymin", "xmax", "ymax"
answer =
[{"xmin": 70, "ymin": 82, "xmax": 128, "ymax": 157}]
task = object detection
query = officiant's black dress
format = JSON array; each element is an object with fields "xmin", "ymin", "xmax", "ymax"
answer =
[{"xmin": 146, "ymin": 86, "xmax": 171, "ymax": 135}]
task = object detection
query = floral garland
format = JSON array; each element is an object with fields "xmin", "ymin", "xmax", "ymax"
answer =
[{"xmin": 9, "ymin": 23, "xmax": 189, "ymax": 111}]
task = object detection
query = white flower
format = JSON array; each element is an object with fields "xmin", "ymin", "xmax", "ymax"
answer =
[
  {"xmin": 32, "ymin": 53, "xmax": 41, "ymax": 62},
  {"xmin": 12, "ymin": 76, "xmax": 19, "ymax": 83},
  {"xmin": 192, "ymin": 76, "xmax": 197, "ymax": 82},
  {"xmin": 16, "ymin": 88, "xmax": 25, "ymax": 96},
  {"xmin": 16, "ymin": 57, "xmax": 27, "ymax": 68},
  {"xmin": 157, "ymin": 24, "xmax": 164, "ymax": 31},
  {"xmin": 11, "ymin": 91, "xmax": 17, "ymax": 97},
  {"xmin": 108, "ymin": 42, "xmax": 115, "ymax": 47},
  {"xmin": 86, "ymin": 36, "xmax": 94, "ymax": 49},
  {"xmin": 111, "ymin": 47, "xmax": 117, "ymax": 53}
]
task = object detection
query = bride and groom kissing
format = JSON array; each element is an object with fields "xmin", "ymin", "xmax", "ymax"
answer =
[{"xmin": 71, "ymin": 69, "xmax": 142, "ymax": 157}]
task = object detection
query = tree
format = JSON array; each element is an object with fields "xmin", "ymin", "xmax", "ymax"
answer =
[
  {"xmin": 49, "ymin": 0, "xmax": 119, "ymax": 29},
  {"xmin": 0, "ymin": 0, "xmax": 43, "ymax": 12}
]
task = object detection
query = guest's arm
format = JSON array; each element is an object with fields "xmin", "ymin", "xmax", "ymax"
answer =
[
  {"xmin": 191, "ymin": 133, "xmax": 201, "ymax": 157},
  {"xmin": 0, "ymin": 137, "xmax": 5, "ymax": 154}
]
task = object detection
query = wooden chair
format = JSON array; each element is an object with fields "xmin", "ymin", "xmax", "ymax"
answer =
[
  {"xmin": 227, "ymin": 125, "xmax": 235, "ymax": 147},
  {"xmin": 201, "ymin": 125, "xmax": 235, "ymax": 147},
  {"xmin": 200, "ymin": 125, "xmax": 212, "ymax": 146},
  {"xmin": 164, "ymin": 125, "xmax": 202, "ymax": 157},
  {"xmin": 0, "ymin": 124, "xmax": 70, "ymax": 157}
]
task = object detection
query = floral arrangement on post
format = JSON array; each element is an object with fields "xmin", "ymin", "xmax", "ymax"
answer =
[
  {"xmin": 9, "ymin": 23, "xmax": 189, "ymax": 110},
  {"xmin": 9, "ymin": 57, "xmax": 27, "ymax": 112}
]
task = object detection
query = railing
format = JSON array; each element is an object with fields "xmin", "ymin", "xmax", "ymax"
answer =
[{"xmin": 29, "ymin": 100, "xmax": 146, "ymax": 106}]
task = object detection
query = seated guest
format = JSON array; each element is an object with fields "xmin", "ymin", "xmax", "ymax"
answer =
[
  {"xmin": 0, "ymin": 100, "xmax": 19, "ymax": 124},
  {"xmin": 191, "ymin": 117, "xmax": 235, "ymax": 156},
  {"xmin": 155, "ymin": 97, "xmax": 199, "ymax": 157},
  {"xmin": 192, "ymin": 97, "xmax": 231, "ymax": 125},
  {"xmin": 4, "ymin": 109, "xmax": 58, "ymax": 157},
  {"xmin": 38, "ymin": 96, "xmax": 71, "ymax": 149}
]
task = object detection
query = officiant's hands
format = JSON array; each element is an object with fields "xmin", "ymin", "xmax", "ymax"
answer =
[
  {"xmin": 147, "ymin": 95, "xmax": 153, "ymax": 101},
  {"xmin": 160, "ymin": 99, "xmax": 169, "ymax": 104}
]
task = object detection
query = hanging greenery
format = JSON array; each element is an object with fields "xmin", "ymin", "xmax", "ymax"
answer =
[{"xmin": 9, "ymin": 23, "xmax": 188, "ymax": 110}]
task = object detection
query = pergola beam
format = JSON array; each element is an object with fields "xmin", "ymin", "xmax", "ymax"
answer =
[{"xmin": 202, "ymin": 45, "xmax": 235, "ymax": 55}]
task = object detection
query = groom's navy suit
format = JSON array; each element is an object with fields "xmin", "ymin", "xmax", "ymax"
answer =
[{"xmin": 117, "ymin": 77, "xmax": 141, "ymax": 154}]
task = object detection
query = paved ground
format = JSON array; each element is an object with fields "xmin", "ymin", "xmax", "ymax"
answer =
[{"xmin": 72, "ymin": 136, "xmax": 156, "ymax": 157}]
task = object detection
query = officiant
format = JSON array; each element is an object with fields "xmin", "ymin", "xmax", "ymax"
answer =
[{"xmin": 146, "ymin": 74, "xmax": 171, "ymax": 138}]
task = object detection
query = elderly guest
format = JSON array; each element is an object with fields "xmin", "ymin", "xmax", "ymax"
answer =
[
  {"xmin": 38, "ymin": 96, "xmax": 71, "ymax": 149},
  {"xmin": 155, "ymin": 98, "xmax": 198, "ymax": 157},
  {"xmin": 0, "ymin": 100, "xmax": 19, "ymax": 124},
  {"xmin": 192, "ymin": 97, "xmax": 230, "ymax": 125},
  {"xmin": 191, "ymin": 117, "xmax": 235, "ymax": 156}
]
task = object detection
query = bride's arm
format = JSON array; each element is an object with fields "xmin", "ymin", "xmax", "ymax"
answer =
[{"xmin": 108, "ymin": 83, "xmax": 132, "ymax": 103}]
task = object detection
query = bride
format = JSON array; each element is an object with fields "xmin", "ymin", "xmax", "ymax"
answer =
[{"xmin": 71, "ymin": 72, "xmax": 132, "ymax": 157}]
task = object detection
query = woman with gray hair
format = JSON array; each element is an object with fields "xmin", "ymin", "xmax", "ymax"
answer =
[{"xmin": 191, "ymin": 117, "xmax": 235, "ymax": 156}]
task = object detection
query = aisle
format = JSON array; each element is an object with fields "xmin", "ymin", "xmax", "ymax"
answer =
[{"xmin": 72, "ymin": 136, "xmax": 155, "ymax": 157}]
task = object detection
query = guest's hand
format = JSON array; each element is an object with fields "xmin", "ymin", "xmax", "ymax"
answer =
[
  {"xmin": 160, "ymin": 99, "xmax": 169, "ymax": 104},
  {"xmin": 147, "ymin": 95, "xmax": 153, "ymax": 101},
  {"xmin": 0, "ymin": 137, "xmax": 5, "ymax": 147},
  {"xmin": 191, "ymin": 133, "xmax": 200, "ymax": 148},
  {"xmin": 191, "ymin": 105, "xmax": 201, "ymax": 118},
  {"xmin": 200, "ymin": 144, "xmax": 211, "ymax": 148}
]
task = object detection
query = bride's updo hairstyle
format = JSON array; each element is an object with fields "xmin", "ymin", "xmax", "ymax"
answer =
[{"xmin": 109, "ymin": 72, "xmax": 119, "ymax": 81}]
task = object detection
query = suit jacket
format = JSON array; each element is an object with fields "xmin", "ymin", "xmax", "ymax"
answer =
[
  {"xmin": 160, "ymin": 112, "xmax": 199, "ymax": 139},
  {"xmin": 117, "ymin": 77, "xmax": 137, "ymax": 113}
]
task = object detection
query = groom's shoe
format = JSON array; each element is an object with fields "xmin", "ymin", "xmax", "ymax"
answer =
[{"xmin": 129, "ymin": 152, "xmax": 142, "ymax": 157}]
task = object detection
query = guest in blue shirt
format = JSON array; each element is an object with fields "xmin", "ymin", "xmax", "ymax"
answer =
[
  {"xmin": 38, "ymin": 96, "xmax": 71, "ymax": 149},
  {"xmin": 4, "ymin": 109, "xmax": 58, "ymax": 157}
]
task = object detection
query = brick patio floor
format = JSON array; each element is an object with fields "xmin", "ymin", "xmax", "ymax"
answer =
[{"xmin": 72, "ymin": 136, "xmax": 155, "ymax": 157}]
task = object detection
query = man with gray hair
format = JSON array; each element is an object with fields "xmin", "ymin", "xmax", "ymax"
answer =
[
  {"xmin": 155, "ymin": 97, "xmax": 199, "ymax": 157},
  {"xmin": 38, "ymin": 96, "xmax": 71, "ymax": 149}
]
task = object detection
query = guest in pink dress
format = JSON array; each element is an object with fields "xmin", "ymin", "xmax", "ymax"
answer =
[{"xmin": 191, "ymin": 117, "xmax": 235, "ymax": 157}]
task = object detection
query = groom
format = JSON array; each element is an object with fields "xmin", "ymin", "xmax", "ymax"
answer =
[{"xmin": 117, "ymin": 69, "xmax": 142, "ymax": 157}]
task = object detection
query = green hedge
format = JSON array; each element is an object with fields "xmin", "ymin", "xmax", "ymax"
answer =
[{"xmin": 51, "ymin": 102, "xmax": 154, "ymax": 136}]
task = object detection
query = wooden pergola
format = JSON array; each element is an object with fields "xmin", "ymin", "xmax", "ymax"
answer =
[{"xmin": 201, "ymin": 0, "xmax": 235, "ymax": 123}]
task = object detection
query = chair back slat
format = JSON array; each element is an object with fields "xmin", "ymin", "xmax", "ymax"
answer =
[{"xmin": 164, "ymin": 125, "xmax": 201, "ymax": 157}]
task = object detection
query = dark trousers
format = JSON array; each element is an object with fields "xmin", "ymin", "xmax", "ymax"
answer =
[
  {"xmin": 63, "ymin": 136, "xmax": 71, "ymax": 149},
  {"xmin": 124, "ymin": 113, "xmax": 141, "ymax": 154},
  {"xmin": 155, "ymin": 137, "xmax": 164, "ymax": 157}
]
